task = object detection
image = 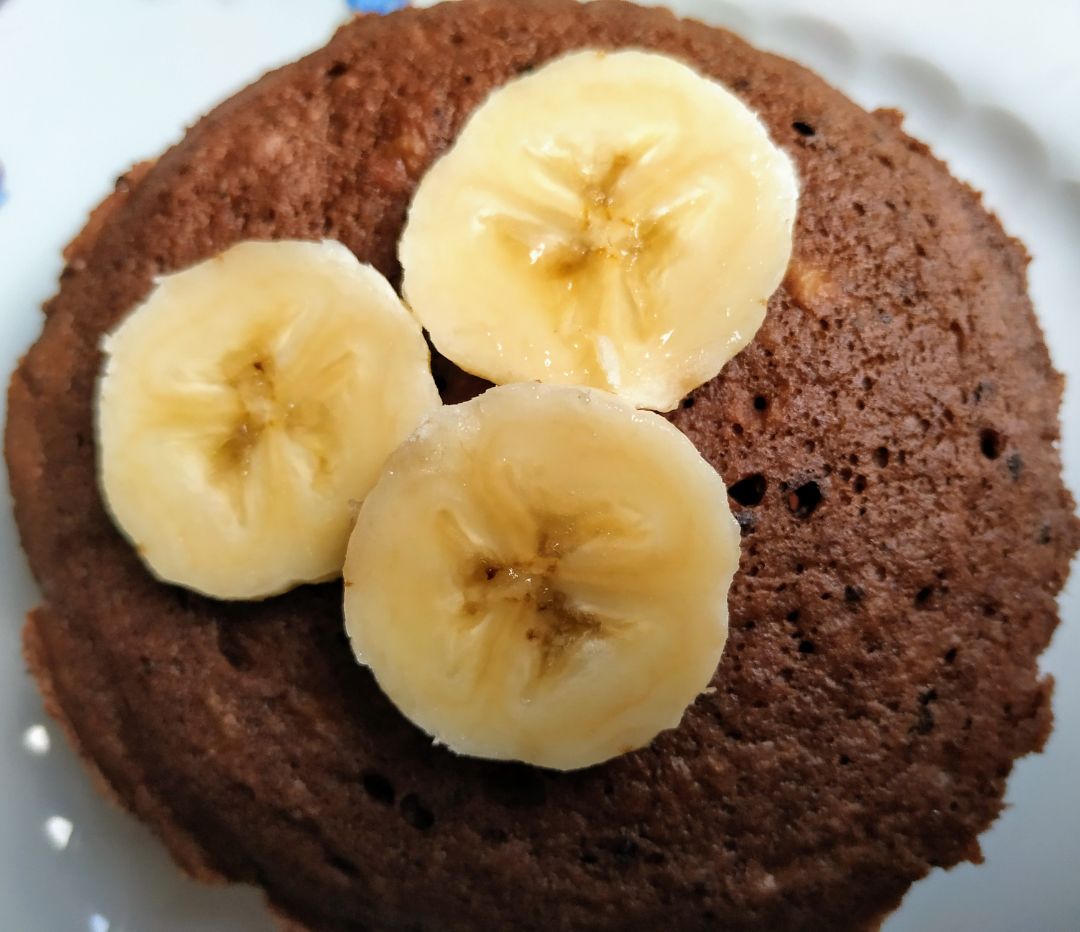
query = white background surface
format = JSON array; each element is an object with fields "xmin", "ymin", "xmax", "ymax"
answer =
[{"xmin": 1, "ymin": 1, "xmax": 1078, "ymax": 930}]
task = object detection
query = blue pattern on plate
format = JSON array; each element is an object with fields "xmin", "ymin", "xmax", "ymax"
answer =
[
  {"xmin": 346, "ymin": 0, "xmax": 408, "ymax": 13},
  {"xmin": 0, "ymin": 160, "xmax": 8, "ymax": 209}
]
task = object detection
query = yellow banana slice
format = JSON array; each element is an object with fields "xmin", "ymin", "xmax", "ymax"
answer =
[
  {"xmin": 400, "ymin": 49, "xmax": 799, "ymax": 412},
  {"xmin": 97, "ymin": 240, "xmax": 441, "ymax": 600},
  {"xmin": 343, "ymin": 383, "xmax": 739, "ymax": 770}
]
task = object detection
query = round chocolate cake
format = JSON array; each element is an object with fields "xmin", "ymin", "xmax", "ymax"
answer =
[{"xmin": 6, "ymin": 1, "xmax": 1078, "ymax": 929}]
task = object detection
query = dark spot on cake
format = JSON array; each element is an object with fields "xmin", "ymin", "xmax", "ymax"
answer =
[
  {"xmin": 729, "ymin": 473, "xmax": 766, "ymax": 507},
  {"xmin": 1007, "ymin": 453, "xmax": 1023, "ymax": 479},
  {"xmin": 1038, "ymin": 523, "xmax": 1053, "ymax": 545},
  {"xmin": 328, "ymin": 853, "xmax": 361, "ymax": 878},
  {"xmin": 607, "ymin": 833, "xmax": 641, "ymax": 865},
  {"xmin": 844, "ymin": 585, "xmax": 864, "ymax": 604},
  {"xmin": 873, "ymin": 446, "xmax": 890, "ymax": 468},
  {"xmin": 362, "ymin": 771, "xmax": 395, "ymax": 806},
  {"xmin": 950, "ymin": 321, "xmax": 966, "ymax": 354},
  {"xmin": 980, "ymin": 428, "xmax": 1003, "ymax": 460},
  {"xmin": 912, "ymin": 690, "xmax": 938, "ymax": 734},
  {"xmin": 735, "ymin": 510, "xmax": 756, "ymax": 536},
  {"xmin": 326, "ymin": 62, "xmax": 349, "ymax": 79},
  {"xmin": 944, "ymin": 647, "xmax": 958, "ymax": 664},
  {"xmin": 788, "ymin": 481, "xmax": 822, "ymax": 518},
  {"xmin": 485, "ymin": 764, "xmax": 547, "ymax": 809},
  {"xmin": 174, "ymin": 587, "xmax": 203, "ymax": 612},
  {"xmin": 852, "ymin": 475, "xmax": 867, "ymax": 494},
  {"xmin": 482, "ymin": 827, "xmax": 509, "ymax": 845},
  {"xmin": 792, "ymin": 120, "xmax": 816, "ymax": 137},
  {"xmin": 753, "ymin": 394, "xmax": 769, "ymax": 412},
  {"xmin": 914, "ymin": 586, "xmax": 934, "ymax": 608},
  {"xmin": 216, "ymin": 624, "xmax": 254, "ymax": 672},
  {"xmin": 400, "ymin": 794, "xmax": 435, "ymax": 831},
  {"xmin": 681, "ymin": 395, "xmax": 695, "ymax": 409},
  {"xmin": 852, "ymin": 201, "xmax": 866, "ymax": 216},
  {"xmin": 798, "ymin": 639, "xmax": 816, "ymax": 654}
]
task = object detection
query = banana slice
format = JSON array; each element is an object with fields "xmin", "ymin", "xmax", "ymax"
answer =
[
  {"xmin": 97, "ymin": 239, "xmax": 441, "ymax": 601},
  {"xmin": 400, "ymin": 49, "xmax": 798, "ymax": 412},
  {"xmin": 343, "ymin": 383, "xmax": 739, "ymax": 770}
]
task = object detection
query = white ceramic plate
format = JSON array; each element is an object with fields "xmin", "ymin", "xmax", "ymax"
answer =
[{"xmin": 1, "ymin": 1, "xmax": 1077, "ymax": 930}]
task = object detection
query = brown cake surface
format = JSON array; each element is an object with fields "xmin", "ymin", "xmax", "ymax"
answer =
[{"xmin": 6, "ymin": 1, "xmax": 1078, "ymax": 929}]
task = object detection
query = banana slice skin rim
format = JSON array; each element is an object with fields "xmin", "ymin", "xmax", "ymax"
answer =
[
  {"xmin": 96, "ymin": 239, "xmax": 441, "ymax": 602},
  {"xmin": 400, "ymin": 48, "xmax": 799, "ymax": 413},
  {"xmin": 344, "ymin": 382, "xmax": 740, "ymax": 771}
]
